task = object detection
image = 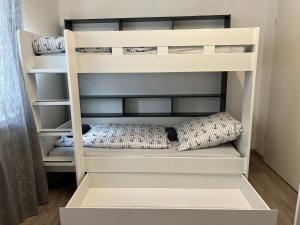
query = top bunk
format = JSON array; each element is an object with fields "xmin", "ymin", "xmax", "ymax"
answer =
[{"xmin": 18, "ymin": 27, "xmax": 259, "ymax": 74}]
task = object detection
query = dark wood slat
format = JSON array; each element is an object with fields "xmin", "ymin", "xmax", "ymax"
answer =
[
  {"xmin": 121, "ymin": 98, "xmax": 126, "ymax": 116},
  {"xmin": 81, "ymin": 112, "xmax": 217, "ymax": 118},
  {"xmin": 64, "ymin": 15, "xmax": 230, "ymax": 27},
  {"xmin": 172, "ymin": 112, "xmax": 217, "ymax": 117},
  {"xmin": 219, "ymin": 14, "xmax": 230, "ymax": 111},
  {"xmin": 220, "ymin": 72, "xmax": 228, "ymax": 111},
  {"xmin": 125, "ymin": 113, "xmax": 173, "ymax": 117},
  {"xmin": 224, "ymin": 15, "xmax": 231, "ymax": 28},
  {"xmin": 80, "ymin": 94, "xmax": 223, "ymax": 99},
  {"xmin": 81, "ymin": 113, "xmax": 124, "ymax": 118}
]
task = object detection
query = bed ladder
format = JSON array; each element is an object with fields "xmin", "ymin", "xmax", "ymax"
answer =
[{"xmin": 17, "ymin": 31, "xmax": 74, "ymax": 171}]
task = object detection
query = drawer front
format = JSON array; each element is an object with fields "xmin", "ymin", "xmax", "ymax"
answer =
[
  {"xmin": 85, "ymin": 157, "xmax": 246, "ymax": 174},
  {"xmin": 60, "ymin": 208, "xmax": 277, "ymax": 225},
  {"xmin": 60, "ymin": 173, "xmax": 278, "ymax": 225}
]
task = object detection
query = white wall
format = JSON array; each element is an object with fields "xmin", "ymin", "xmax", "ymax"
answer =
[
  {"xmin": 264, "ymin": 0, "xmax": 300, "ymax": 190},
  {"xmin": 23, "ymin": 0, "xmax": 61, "ymax": 35},
  {"xmin": 23, "ymin": 0, "xmax": 69, "ymax": 128},
  {"xmin": 59, "ymin": 0, "xmax": 278, "ymax": 152}
]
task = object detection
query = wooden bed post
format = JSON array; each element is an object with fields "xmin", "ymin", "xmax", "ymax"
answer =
[
  {"xmin": 64, "ymin": 30, "xmax": 85, "ymax": 184},
  {"xmin": 235, "ymin": 28, "xmax": 260, "ymax": 176}
]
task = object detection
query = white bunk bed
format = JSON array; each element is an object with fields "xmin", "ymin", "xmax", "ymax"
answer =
[{"xmin": 18, "ymin": 27, "xmax": 279, "ymax": 225}]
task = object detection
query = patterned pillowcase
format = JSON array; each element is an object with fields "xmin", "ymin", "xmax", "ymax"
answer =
[
  {"xmin": 176, "ymin": 112, "xmax": 243, "ymax": 151},
  {"xmin": 32, "ymin": 36, "xmax": 65, "ymax": 55},
  {"xmin": 56, "ymin": 123, "xmax": 169, "ymax": 149}
]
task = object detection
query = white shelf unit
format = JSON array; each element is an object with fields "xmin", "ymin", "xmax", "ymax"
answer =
[{"xmin": 17, "ymin": 31, "xmax": 73, "ymax": 171}]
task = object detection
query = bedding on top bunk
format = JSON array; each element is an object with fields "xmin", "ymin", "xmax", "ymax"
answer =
[
  {"xmin": 32, "ymin": 36, "xmax": 65, "ymax": 55},
  {"xmin": 32, "ymin": 36, "xmax": 247, "ymax": 55},
  {"xmin": 56, "ymin": 123, "xmax": 169, "ymax": 149},
  {"xmin": 32, "ymin": 37, "xmax": 157, "ymax": 55}
]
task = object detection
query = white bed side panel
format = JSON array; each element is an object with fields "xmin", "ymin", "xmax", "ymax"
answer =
[
  {"xmin": 84, "ymin": 173, "xmax": 242, "ymax": 189},
  {"xmin": 85, "ymin": 157, "xmax": 246, "ymax": 174},
  {"xmin": 76, "ymin": 53, "xmax": 254, "ymax": 73},
  {"xmin": 75, "ymin": 28, "xmax": 258, "ymax": 47},
  {"xmin": 60, "ymin": 208, "xmax": 277, "ymax": 225},
  {"xmin": 34, "ymin": 55, "xmax": 66, "ymax": 70}
]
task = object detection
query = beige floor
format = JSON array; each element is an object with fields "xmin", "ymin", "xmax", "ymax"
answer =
[
  {"xmin": 248, "ymin": 151, "xmax": 298, "ymax": 225},
  {"xmin": 21, "ymin": 151, "xmax": 298, "ymax": 225}
]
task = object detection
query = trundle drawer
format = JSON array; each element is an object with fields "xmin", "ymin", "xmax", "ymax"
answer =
[{"xmin": 60, "ymin": 173, "xmax": 277, "ymax": 225}]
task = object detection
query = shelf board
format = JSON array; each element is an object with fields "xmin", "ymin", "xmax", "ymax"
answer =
[
  {"xmin": 44, "ymin": 161, "xmax": 75, "ymax": 167},
  {"xmin": 43, "ymin": 156, "xmax": 74, "ymax": 162},
  {"xmin": 65, "ymin": 15, "xmax": 229, "ymax": 25},
  {"xmin": 81, "ymin": 113, "xmax": 124, "ymax": 118},
  {"xmin": 81, "ymin": 112, "xmax": 217, "ymax": 118},
  {"xmin": 172, "ymin": 112, "xmax": 217, "ymax": 117},
  {"xmin": 39, "ymin": 129, "xmax": 72, "ymax": 136},
  {"xmin": 81, "ymin": 113, "xmax": 173, "ymax": 118},
  {"xmin": 80, "ymin": 94, "xmax": 223, "ymax": 99},
  {"xmin": 27, "ymin": 69, "xmax": 67, "ymax": 74},
  {"xmin": 32, "ymin": 99, "xmax": 70, "ymax": 106}
]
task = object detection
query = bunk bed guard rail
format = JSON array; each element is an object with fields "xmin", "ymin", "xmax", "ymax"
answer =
[{"xmin": 64, "ymin": 28, "xmax": 259, "ymax": 73}]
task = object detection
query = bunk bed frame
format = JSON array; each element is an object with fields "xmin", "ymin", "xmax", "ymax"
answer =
[
  {"xmin": 60, "ymin": 27, "xmax": 278, "ymax": 225},
  {"xmin": 18, "ymin": 16, "xmax": 280, "ymax": 225},
  {"xmin": 63, "ymin": 27, "xmax": 259, "ymax": 180}
]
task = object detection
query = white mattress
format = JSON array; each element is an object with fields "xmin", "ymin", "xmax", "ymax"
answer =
[{"xmin": 49, "ymin": 142, "xmax": 240, "ymax": 158}]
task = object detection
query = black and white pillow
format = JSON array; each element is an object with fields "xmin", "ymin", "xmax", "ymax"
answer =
[
  {"xmin": 32, "ymin": 36, "xmax": 65, "ymax": 55},
  {"xmin": 176, "ymin": 112, "xmax": 243, "ymax": 151},
  {"xmin": 56, "ymin": 123, "xmax": 169, "ymax": 149}
]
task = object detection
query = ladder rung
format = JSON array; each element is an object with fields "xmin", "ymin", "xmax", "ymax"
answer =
[
  {"xmin": 32, "ymin": 99, "xmax": 70, "ymax": 106},
  {"xmin": 28, "ymin": 69, "xmax": 67, "ymax": 74},
  {"xmin": 43, "ymin": 156, "xmax": 74, "ymax": 162},
  {"xmin": 39, "ymin": 129, "xmax": 72, "ymax": 136},
  {"xmin": 44, "ymin": 161, "xmax": 75, "ymax": 167}
]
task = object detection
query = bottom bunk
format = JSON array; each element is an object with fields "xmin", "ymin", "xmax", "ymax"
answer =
[
  {"xmin": 48, "ymin": 142, "xmax": 245, "ymax": 175},
  {"xmin": 45, "ymin": 112, "xmax": 244, "ymax": 173},
  {"xmin": 60, "ymin": 173, "xmax": 277, "ymax": 225}
]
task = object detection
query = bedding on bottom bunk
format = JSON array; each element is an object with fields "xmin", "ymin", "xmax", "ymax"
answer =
[
  {"xmin": 50, "ymin": 142, "xmax": 241, "ymax": 158},
  {"xmin": 56, "ymin": 123, "xmax": 169, "ymax": 149}
]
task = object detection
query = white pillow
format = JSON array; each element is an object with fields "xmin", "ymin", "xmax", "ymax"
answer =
[{"xmin": 176, "ymin": 112, "xmax": 243, "ymax": 151}]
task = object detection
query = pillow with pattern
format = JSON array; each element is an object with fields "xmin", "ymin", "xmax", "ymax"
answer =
[
  {"xmin": 176, "ymin": 112, "xmax": 243, "ymax": 151},
  {"xmin": 56, "ymin": 123, "xmax": 169, "ymax": 149}
]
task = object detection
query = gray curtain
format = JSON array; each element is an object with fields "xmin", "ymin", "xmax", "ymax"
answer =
[{"xmin": 0, "ymin": 1, "xmax": 48, "ymax": 225}]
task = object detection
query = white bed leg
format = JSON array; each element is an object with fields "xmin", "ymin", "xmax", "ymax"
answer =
[{"xmin": 235, "ymin": 28, "xmax": 259, "ymax": 176}]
